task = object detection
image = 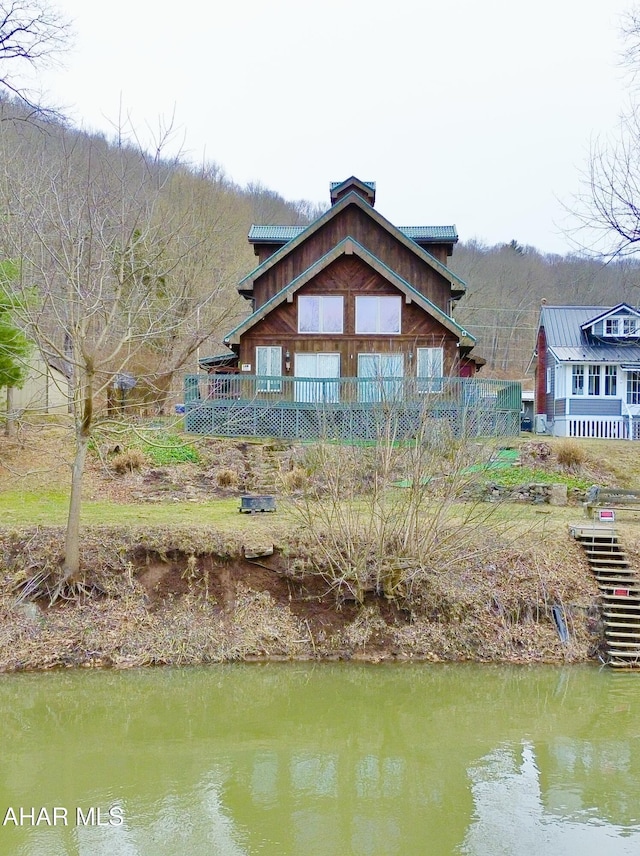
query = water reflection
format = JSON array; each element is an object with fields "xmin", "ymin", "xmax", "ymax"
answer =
[{"xmin": 0, "ymin": 664, "xmax": 638, "ymax": 855}]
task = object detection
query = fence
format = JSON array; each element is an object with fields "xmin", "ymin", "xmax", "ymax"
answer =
[{"xmin": 183, "ymin": 374, "xmax": 521, "ymax": 441}]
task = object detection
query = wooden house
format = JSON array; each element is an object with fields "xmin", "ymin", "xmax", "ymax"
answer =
[
  {"xmin": 186, "ymin": 177, "xmax": 520, "ymax": 440},
  {"xmin": 535, "ymin": 302, "xmax": 640, "ymax": 439}
]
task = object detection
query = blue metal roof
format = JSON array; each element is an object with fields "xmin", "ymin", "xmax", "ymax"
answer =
[
  {"xmin": 541, "ymin": 305, "xmax": 640, "ymax": 362},
  {"xmin": 248, "ymin": 224, "xmax": 458, "ymax": 243},
  {"xmin": 329, "ymin": 180, "xmax": 376, "ymax": 191}
]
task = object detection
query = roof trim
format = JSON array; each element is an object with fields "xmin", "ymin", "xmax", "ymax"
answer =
[
  {"xmin": 239, "ymin": 190, "xmax": 467, "ymax": 295},
  {"xmin": 225, "ymin": 237, "xmax": 475, "ymax": 347}
]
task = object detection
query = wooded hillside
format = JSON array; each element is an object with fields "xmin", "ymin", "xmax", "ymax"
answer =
[{"xmin": 1, "ymin": 98, "xmax": 638, "ymax": 389}]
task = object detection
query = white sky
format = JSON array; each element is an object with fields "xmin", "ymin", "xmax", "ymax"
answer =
[{"xmin": 34, "ymin": 0, "xmax": 634, "ymax": 255}]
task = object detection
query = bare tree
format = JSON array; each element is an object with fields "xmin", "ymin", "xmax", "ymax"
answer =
[
  {"xmin": 0, "ymin": 1, "xmax": 71, "ymax": 114},
  {"xmin": 0, "ymin": 117, "xmax": 237, "ymax": 583}
]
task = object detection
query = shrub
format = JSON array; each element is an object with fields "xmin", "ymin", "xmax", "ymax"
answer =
[
  {"xmin": 111, "ymin": 448, "xmax": 147, "ymax": 474},
  {"xmin": 216, "ymin": 468, "xmax": 239, "ymax": 488},
  {"xmin": 281, "ymin": 466, "xmax": 308, "ymax": 491},
  {"xmin": 555, "ymin": 439, "xmax": 587, "ymax": 469}
]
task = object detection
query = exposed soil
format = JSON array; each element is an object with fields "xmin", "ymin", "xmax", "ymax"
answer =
[{"xmin": 0, "ymin": 425, "xmax": 628, "ymax": 671}]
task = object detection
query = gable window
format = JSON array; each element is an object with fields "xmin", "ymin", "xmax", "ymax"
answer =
[
  {"xmin": 355, "ymin": 296, "xmax": 401, "ymax": 334},
  {"xmin": 417, "ymin": 347, "xmax": 444, "ymax": 393},
  {"xmin": 572, "ymin": 365, "xmax": 584, "ymax": 395},
  {"xmin": 256, "ymin": 346, "xmax": 282, "ymax": 392},
  {"xmin": 605, "ymin": 365, "xmax": 617, "ymax": 396},
  {"xmin": 588, "ymin": 365, "xmax": 601, "ymax": 396},
  {"xmin": 628, "ymin": 372, "xmax": 640, "ymax": 405},
  {"xmin": 602, "ymin": 315, "xmax": 640, "ymax": 337},
  {"xmin": 298, "ymin": 296, "xmax": 344, "ymax": 334}
]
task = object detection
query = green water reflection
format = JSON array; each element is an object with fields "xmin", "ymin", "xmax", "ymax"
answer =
[{"xmin": 0, "ymin": 663, "xmax": 638, "ymax": 855}]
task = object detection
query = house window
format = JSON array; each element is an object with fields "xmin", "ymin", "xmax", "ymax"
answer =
[
  {"xmin": 546, "ymin": 367, "xmax": 552, "ymax": 394},
  {"xmin": 588, "ymin": 365, "xmax": 601, "ymax": 396},
  {"xmin": 298, "ymin": 296, "xmax": 344, "ymax": 333},
  {"xmin": 572, "ymin": 365, "xmax": 584, "ymax": 395},
  {"xmin": 628, "ymin": 371, "xmax": 640, "ymax": 405},
  {"xmin": 256, "ymin": 346, "xmax": 282, "ymax": 392},
  {"xmin": 355, "ymin": 296, "xmax": 401, "ymax": 334},
  {"xmin": 603, "ymin": 315, "xmax": 640, "ymax": 337},
  {"xmin": 417, "ymin": 347, "xmax": 443, "ymax": 393},
  {"xmin": 294, "ymin": 353, "xmax": 340, "ymax": 403},
  {"xmin": 357, "ymin": 353, "xmax": 403, "ymax": 401},
  {"xmin": 604, "ymin": 365, "xmax": 617, "ymax": 396}
]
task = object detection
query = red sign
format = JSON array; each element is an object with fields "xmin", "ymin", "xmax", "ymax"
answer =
[{"xmin": 614, "ymin": 588, "xmax": 630, "ymax": 597}]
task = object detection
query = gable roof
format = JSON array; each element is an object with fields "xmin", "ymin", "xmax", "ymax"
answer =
[
  {"xmin": 539, "ymin": 305, "xmax": 640, "ymax": 363},
  {"xmin": 239, "ymin": 190, "xmax": 467, "ymax": 297},
  {"xmin": 329, "ymin": 177, "xmax": 376, "ymax": 205},
  {"xmin": 248, "ymin": 224, "xmax": 458, "ymax": 244},
  {"xmin": 579, "ymin": 302, "xmax": 640, "ymax": 331},
  {"xmin": 225, "ymin": 237, "xmax": 475, "ymax": 347}
]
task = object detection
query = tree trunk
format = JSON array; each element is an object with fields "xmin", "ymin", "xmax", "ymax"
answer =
[
  {"xmin": 5, "ymin": 387, "xmax": 16, "ymax": 437},
  {"xmin": 63, "ymin": 433, "xmax": 89, "ymax": 580}
]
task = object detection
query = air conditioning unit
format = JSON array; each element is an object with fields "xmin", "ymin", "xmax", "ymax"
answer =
[{"xmin": 534, "ymin": 414, "xmax": 548, "ymax": 434}]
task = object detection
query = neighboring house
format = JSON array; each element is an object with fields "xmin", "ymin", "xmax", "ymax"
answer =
[
  {"xmin": 5, "ymin": 354, "xmax": 70, "ymax": 414},
  {"xmin": 535, "ymin": 303, "xmax": 640, "ymax": 439},
  {"xmin": 186, "ymin": 177, "xmax": 520, "ymax": 440}
]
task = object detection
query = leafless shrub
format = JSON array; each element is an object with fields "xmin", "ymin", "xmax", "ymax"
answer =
[
  {"xmin": 555, "ymin": 439, "xmax": 587, "ymax": 469},
  {"xmin": 110, "ymin": 448, "xmax": 147, "ymax": 474},
  {"xmin": 280, "ymin": 466, "xmax": 308, "ymax": 492},
  {"xmin": 216, "ymin": 468, "xmax": 239, "ymax": 488}
]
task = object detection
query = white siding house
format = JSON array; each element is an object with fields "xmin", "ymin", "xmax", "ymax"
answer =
[{"xmin": 535, "ymin": 303, "xmax": 640, "ymax": 439}]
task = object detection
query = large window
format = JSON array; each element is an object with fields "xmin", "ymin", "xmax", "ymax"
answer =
[
  {"xmin": 572, "ymin": 365, "xmax": 584, "ymax": 395},
  {"xmin": 298, "ymin": 296, "xmax": 343, "ymax": 333},
  {"xmin": 605, "ymin": 365, "xmax": 617, "ymax": 396},
  {"xmin": 588, "ymin": 365, "xmax": 601, "ymax": 396},
  {"xmin": 628, "ymin": 371, "xmax": 640, "ymax": 405},
  {"xmin": 357, "ymin": 353, "xmax": 403, "ymax": 402},
  {"xmin": 256, "ymin": 346, "xmax": 282, "ymax": 392},
  {"xmin": 294, "ymin": 353, "xmax": 340, "ymax": 402},
  {"xmin": 417, "ymin": 347, "xmax": 444, "ymax": 393},
  {"xmin": 355, "ymin": 296, "xmax": 401, "ymax": 334}
]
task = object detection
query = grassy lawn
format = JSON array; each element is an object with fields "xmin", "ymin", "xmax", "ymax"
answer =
[{"xmin": 0, "ymin": 490, "xmax": 290, "ymax": 531}]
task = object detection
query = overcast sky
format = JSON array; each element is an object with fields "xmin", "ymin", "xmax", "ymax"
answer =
[{"xmin": 35, "ymin": 0, "xmax": 634, "ymax": 255}]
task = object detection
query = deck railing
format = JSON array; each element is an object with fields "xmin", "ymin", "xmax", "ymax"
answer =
[{"xmin": 183, "ymin": 374, "xmax": 522, "ymax": 440}]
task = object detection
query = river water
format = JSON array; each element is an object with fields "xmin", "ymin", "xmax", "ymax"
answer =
[{"xmin": 0, "ymin": 663, "xmax": 638, "ymax": 855}]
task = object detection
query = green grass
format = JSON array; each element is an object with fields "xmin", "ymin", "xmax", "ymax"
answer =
[
  {"xmin": 485, "ymin": 466, "xmax": 592, "ymax": 491},
  {"xmin": 0, "ymin": 490, "xmax": 284, "ymax": 529}
]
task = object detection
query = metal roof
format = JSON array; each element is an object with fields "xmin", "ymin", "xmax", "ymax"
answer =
[
  {"xmin": 540, "ymin": 306, "xmax": 607, "ymax": 348},
  {"xmin": 541, "ymin": 305, "xmax": 640, "ymax": 362},
  {"xmin": 330, "ymin": 180, "xmax": 376, "ymax": 191},
  {"xmin": 248, "ymin": 224, "xmax": 458, "ymax": 243}
]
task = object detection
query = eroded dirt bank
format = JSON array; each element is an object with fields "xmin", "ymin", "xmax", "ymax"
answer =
[{"xmin": 0, "ymin": 525, "xmax": 604, "ymax": 671}]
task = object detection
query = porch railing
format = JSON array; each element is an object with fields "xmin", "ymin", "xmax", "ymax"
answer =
[{"xmin": 183, "ymin": 374, "xmax": 522, "ymax": 441}]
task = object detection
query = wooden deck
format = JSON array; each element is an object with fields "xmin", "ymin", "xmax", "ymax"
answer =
[{"xmin": 183, "ymin": 375, "xmax": 522, "ymax": 441}]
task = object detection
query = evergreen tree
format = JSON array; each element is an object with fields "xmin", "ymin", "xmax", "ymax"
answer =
[{"xmin": 0, "ymin": 259, "xmax": 30, "ymax": 389}]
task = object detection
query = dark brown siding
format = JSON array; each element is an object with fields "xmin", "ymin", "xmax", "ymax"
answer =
[
  {"xmin": 251, "ymin": 205, "xmax": 455, "ymax": 312},
  {"xmin": 239, "ymin": 255, "xmax": 459, "ymax": 376}
]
